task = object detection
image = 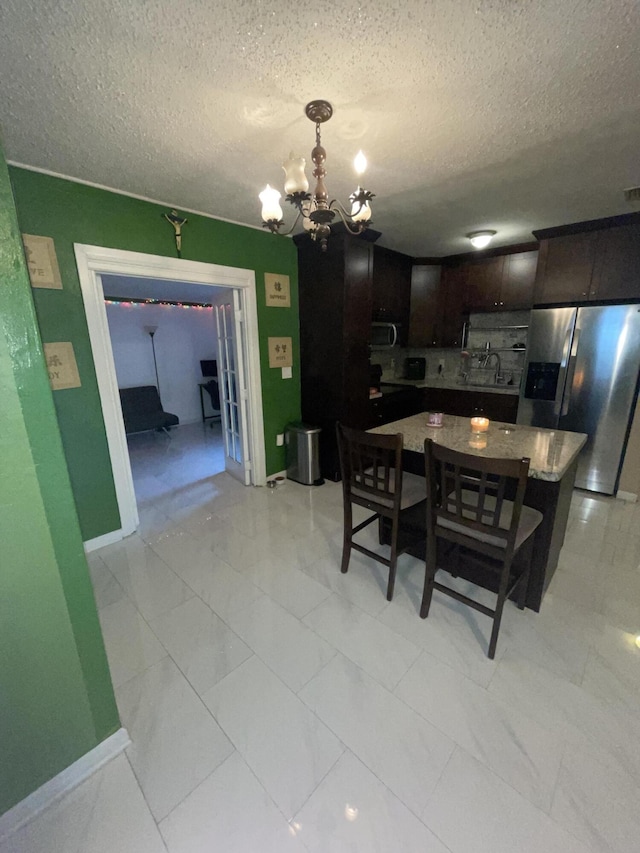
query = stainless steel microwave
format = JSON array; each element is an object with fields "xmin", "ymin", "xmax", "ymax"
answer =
[{"xmin": 370, "ymin": 322, "xmax": 400, "ymax": 348}]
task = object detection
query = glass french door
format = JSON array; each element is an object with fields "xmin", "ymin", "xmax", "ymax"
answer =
[{"xmin": 215, "ymin": 292, "xmax": 251, "ymax": 484}]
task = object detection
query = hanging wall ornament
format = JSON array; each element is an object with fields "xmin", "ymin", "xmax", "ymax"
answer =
[{"xmin": 163, "ymin": 209, "xmax": 188, "ymax": 257}]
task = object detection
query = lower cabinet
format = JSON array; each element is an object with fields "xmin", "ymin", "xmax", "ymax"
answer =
[
  {"xmin": 423, "ymin": 388, "xmax": 519, "ymax": 423},
  {"xmin": 369, "ymin": 388, "xmax": 423, "ymax": 426}
]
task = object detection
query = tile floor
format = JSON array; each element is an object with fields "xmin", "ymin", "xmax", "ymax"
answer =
[{"xmin": 3, "ymin": 423, "xmax": 640, "ymax": 853}]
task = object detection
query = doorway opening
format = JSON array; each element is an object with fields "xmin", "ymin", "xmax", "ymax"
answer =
[{"xmin": 74, "ymin": 245, "xmax": 266, "ymax": 550}]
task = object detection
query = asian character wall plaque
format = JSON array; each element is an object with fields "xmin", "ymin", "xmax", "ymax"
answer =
[
  {"xmin": 265, "ymin": 273, "xmax": 291, "ymax": 307},
  {"xmin": 22, "ymin": 234, "xmax": 63, "ymax": 290},
  {"xmin": 268, "ymin": 336, "xmax": 293, "ymax": 368},
  {"xmin": 43, "ymin": 342, "xmax": 81, "ymax": 390}
]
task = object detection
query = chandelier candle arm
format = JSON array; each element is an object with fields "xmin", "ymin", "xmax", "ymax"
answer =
[{"xmin": 259, "ymin": 99, "xmax": 375, "ymax": 250}]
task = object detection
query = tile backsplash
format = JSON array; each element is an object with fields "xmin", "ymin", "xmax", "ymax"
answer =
[{"xmin": 374, "ymin": 310, "xmax": 530, "ymax": 386}]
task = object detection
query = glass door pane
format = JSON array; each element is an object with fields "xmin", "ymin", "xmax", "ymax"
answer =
[{"xmin": 215, "ymin": 292, "xmax": 251, "ymax": 484}]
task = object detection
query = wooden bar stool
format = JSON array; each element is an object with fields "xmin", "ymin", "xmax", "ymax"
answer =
[
  {"xmin": 336, "ymin": 423, "xmax": 426, "ymax": 601},
  {"xmin": 421, "ymin": 438, "xmax": 543, "ymax": 659}
]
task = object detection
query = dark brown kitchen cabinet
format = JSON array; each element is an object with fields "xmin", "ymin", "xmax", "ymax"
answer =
[
  {"xmin": 369, "ymin": 387, "xmax": 423, "ymax": 427},
  {"xmin": 501, "ymin": 251, "xmax": 538, "ymax": 309},
  {"xmin": 438, "ymin": 265, "xmax": 467, "ymax": 347},
  {"xmin": 297, "ymin": 233, "xmax": 373, "ymax": 480},
  {"xmin": 371, "ymin": 245, "xmax": 412, "ymax": 343},
  {"xmin": 464, "ymin": 251, "xmax": 537, "ymax": 311},
  {"xmin": 423, "ymin": 387, "xmax": 519, "ymax": 423},
  {"xmin": 533, "ymin": 232, "xmax": 598, "ymax": 304},
  {"xmin": 534, "ymin": 222, "xmax": 640, "ymax": 305},
  {"xmin": 464, "ymin": 256, "xmax": 504, "ymax": 311},
  {"xmin": 408, "ymin": 265, "xmax": 441, "ymax": 347},
  {"xmin": 591, "ymin": 224, "xmax": 640, "ymax": 301}
]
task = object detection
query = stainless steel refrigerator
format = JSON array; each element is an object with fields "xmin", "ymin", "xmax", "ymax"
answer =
[{"xmin": 517, "ymin": 304, "xmax": 640, "ymax": 494}]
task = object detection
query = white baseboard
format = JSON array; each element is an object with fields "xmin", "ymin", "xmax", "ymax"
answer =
[
  {"xmin": 84, "ymin": 528, "xmax": 126, "ymax": 552},
  {"xmin": 0, "ymin": 728, "xmax": 130, "ymax": 843},
  {"xmin": 616, "ymin": 490, "xmax": 638, "ymax": 503}
]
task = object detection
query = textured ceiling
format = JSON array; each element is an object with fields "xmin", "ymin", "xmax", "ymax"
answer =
[{"xmin": 1, "ymin": 0, "xmax": 639, "ymax": 256}]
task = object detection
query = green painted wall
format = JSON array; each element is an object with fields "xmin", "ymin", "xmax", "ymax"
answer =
[
  {"xmin": 0, "ymin": 151, "xmax": 119, "ymax": 815},
  {"xmin": 9, "ymin": 167, "xmax": 301, "ymax": 540}
]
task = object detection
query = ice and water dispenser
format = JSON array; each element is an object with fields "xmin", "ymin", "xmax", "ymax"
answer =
[{"xmin": 523, "ymin": 362, "xmax": 561, "ymax": 401}]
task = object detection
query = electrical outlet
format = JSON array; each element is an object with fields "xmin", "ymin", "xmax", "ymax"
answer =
[{"xmin": 276, "ymin": 433, "xmax": 284, "ymax": 446}]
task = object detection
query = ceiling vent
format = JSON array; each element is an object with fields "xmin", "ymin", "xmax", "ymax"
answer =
[{"xmin": 623, "ymin": 186, "xmax": 640, "ymax": 203}]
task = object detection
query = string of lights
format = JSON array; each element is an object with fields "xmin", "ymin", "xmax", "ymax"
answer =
[{"xmin": 104, "ymin": 297, "xmax": 213, "ymax": 310}]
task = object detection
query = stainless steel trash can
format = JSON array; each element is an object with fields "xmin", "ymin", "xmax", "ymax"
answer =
[{"xmin": 285, "ymin": 422, "xmax": 324, "ymax": 486}]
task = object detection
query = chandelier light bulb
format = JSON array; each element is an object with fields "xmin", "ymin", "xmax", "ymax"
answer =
[
  {"xmin": 259, "ymin": 184, "xmax": 283, "ymax": 222},
  {"xmin": 467, "ymin": 230, "xmax": 497, "ymax": 250},
  {"xmin": 354, "ymin": 150, "xmax": 367, "ymax": 175}
]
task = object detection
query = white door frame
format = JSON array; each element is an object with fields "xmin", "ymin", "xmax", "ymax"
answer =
[{"xmin": 74, "ymin": 244, "xmax": 266, "ymax": 549}]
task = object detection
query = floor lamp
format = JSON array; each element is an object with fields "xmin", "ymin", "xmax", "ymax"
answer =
[{"xmin": 144, "ymin": 325, "xmax": 160, "ymax": 396}]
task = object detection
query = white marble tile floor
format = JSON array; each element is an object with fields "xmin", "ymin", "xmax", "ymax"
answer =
[{"xmin": 4, "ymin": 448, "xmax": 640, "ymax": 852}]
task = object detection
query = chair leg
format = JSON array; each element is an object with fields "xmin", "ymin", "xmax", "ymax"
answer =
[
  {"xmin": 386, "ymin": 522, "xmax": 399, "ymax": 601},
  {"xmin": 488, "ymin": 562, "xmax": 512, "ymax": 659},
  {"xmin": 340, "ymin": 502, "xmax": 353, "ymax": 575},
  {"xmin": 420, "ymin": 539, "xmax": 437, "ymax": 618},
  {"xmin": 517, "ymin": 541, "xmax": 533, "ymax": 611}
]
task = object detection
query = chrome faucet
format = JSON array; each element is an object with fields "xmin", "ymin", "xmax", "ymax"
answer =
[{"xmin": 479, "ymin": 350, "xmax": 501, "ymax": 384}]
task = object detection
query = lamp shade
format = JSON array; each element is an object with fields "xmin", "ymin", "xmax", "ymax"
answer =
[
  {"xmin": 467, "ymin": 230, "xmax": 497, "ymax": 250},
  {"xmin": 259, "ymin": 185, "xmax": 283, "ymax": 222},
  {"xmin": 351, "ymin": 188, "xmax": 372, "ymax": 222},
  {"xmin": 282, "ymin": 153, "xmax": 309, "ymax": 194}
]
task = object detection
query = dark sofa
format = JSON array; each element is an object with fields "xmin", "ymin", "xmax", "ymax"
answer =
[{"xmin": 119, "ymin": 386, "xmax": 179, "ymax": 434}]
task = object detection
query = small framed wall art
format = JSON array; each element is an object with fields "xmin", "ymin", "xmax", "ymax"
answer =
[
  {"xmin": 268, "ymin": 336, "xmax": 293, "ymax": 368},
  {"xmin": 43, "ymin": 342, "xmax": 81, "ymax": 390},
  {"xmin": 265, "ymin": 273, "xmax": 291, "ymax": 308},
  {"xmin": 22, "ymin": 234, "xmax": 63, "ymax": 290}
]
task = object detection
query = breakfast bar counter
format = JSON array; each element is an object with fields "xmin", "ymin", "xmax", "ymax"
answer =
[
  {"xmin": 370, "ymin": 413, "xmax": 586, "ymax": 481},
  {"xmin": 370, "ymin": 414, "xmax": 587, "ymax": 610}
]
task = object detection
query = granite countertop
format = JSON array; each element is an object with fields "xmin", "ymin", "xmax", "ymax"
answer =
[
  {"xmin": 387, "ymin": 377, "xmax": 520, "ymax": 396},
  {"xmin": 370, "ymin": 413, "xmax": 587, "ymax": 481}
]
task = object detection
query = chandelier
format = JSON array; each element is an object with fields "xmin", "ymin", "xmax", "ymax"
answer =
[{"xmin": 259, "ymin": 100, "xmax": 374, "ymax": 250}]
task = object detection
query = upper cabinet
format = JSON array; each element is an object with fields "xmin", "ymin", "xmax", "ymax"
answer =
[
  {"xmin": 501, "ymin": 251, "xmax": 539, "ymax": 309},
  {"xmin": 371, "ymin": 245, "xmax": 412, "ymax": 343},
  {"xmin": 465, "ymin": 250, "xmax": 537, "ymax": 311},
  {"xmin": 438, "ymin": 265, "xmax": 467, "ymax": 346},
  {"xmin": 533, "ymin": 232, "xmax": 599, "ymax": 304},
  {"xmin": 464, "ymin": 256, "xmax": 503, "ymax": 311},
  {"xmin": 408, "ymin": 249, "xmax": 537, "ymax": 348},
  {"xmin": 409, "ymin": 264, "xmax": 466, "ymax": 348},
  {"xmin": 591, "ymin": 224, "xmax": 640, "ymax": 301},
  {"xmin": 408, "ymin": 265, "xmax": 440, "ymax": 347},
  {"xmin": 533, "ymin": 220, "xmax": 640, "ymax": 305}
]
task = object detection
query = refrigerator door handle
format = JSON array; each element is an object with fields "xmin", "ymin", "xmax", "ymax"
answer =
[
  {"xmin": 552, "ymin": 326, "xmax": 574, "ymax": 414},
  {"xmin": 561, "ymin": 328, "xmax": 580, "ymax": 416},
  {"xmin": 560, "ymin": 327, "xmax": 572, "ymax": 369}
]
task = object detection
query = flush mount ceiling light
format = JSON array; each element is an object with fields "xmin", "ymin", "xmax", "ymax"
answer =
[
  {"xmin": 259, "ymin": 99, "xmax": 374, "ymax": 251},
  {"xmin": 467, "ymin": 230, "xmax": 497, "ymax": 250}
]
